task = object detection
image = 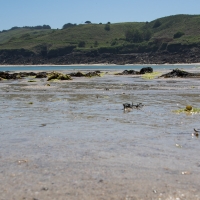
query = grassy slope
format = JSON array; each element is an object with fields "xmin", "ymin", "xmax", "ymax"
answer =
[
  {"xmin": 0, "ymin": 14, "xmax": 200, "ymax": 52},
  {"xmin": 0, "ymin": 22, "xmax": 144, "ymax": 51},
  {"xmin": 149, "ymin": 14, "xmax": 200, "ymax": 44}
]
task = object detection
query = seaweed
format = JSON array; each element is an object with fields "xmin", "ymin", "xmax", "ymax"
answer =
[
  {"xmin": 142, "ymin": 72, "xmax": 161, "ymax": 79},
  {"xmin": 47, "ymin": 71, "xmax": 72, "ymax": 81},
  {"xmin": 173, "ymin": 106, "xmax": 200, "ymax": 114}
]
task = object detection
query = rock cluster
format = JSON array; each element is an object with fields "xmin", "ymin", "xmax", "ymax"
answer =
[
  {"xmin": 47, "ymin": 72, "xmax": 72, "ymax": 81},
  {"xmin": 116, "ymin": 67, "xmax": 153, "ymax": 75},
  {"xmin": 160, "ymin": 69, "xmax": 200, "ymax": 78},
  {"xmin": 68, "ymin": 71, "xmax": 101, "ymax": 77}
]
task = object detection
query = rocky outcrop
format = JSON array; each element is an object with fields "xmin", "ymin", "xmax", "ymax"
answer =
[
  {"xmin": 35, "ymin": 72, "xmax": 48, "ymax": 78},
  {"xmin": 0, "ymin": 44, "xmax": 200, "ymax": 65},
  {"xmin": 68, "ymin": 71, "xmax": 85, "ymax": 77},
  {"xmin": 0, "ymin": 71, "xmax": 18, "ymax": 79},
  {"xmin": 116, "ymin": 70, "xmax": 140, "ymax": 75},
  {"xmin": 116, "ymin": 67, "xmax": 153, "ymax": 75},
  {"xmin": 68, "ymin": 71, "xmax": 101, "ymax": 77},
  {"xmin": 160, "ymin": 69, "xmax": 200, "ymax": 78},
  {"xmin": 139, "ymin": 67, "xmax": 153, "ymax": 74},
  {"xmin": 85, "ymin": 71, "xmax": 101, "ymax": 77},
  {"xmin": 47, "ymin": 72, "xmax": 72, "ymax": 81}
]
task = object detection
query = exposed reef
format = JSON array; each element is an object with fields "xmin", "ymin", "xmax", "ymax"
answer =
[
  {"xmin": 160, "ymin": 69, "xmax": 200, "ymax": 78},
  {"xmin": 1, "ymin": 46, "xmax": 200, "ymax": 65},
  {"xmin": 116, "ymin": 67, "xmax": 153, "ymax": 75}
]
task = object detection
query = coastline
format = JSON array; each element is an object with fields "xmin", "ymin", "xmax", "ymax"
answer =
[{"xmin": 0, "ymin": 63, "xmax": 200, "ymax": 67}]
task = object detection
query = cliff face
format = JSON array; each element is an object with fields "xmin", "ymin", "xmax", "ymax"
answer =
[{"xmin": 0, "ymin": 45, "xmax": 200, "ymax": 65}]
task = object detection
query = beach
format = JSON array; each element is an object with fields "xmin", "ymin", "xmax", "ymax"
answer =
[{"xmin": 0, "ymin": 67, "xmax": 200, "ymax": 200}]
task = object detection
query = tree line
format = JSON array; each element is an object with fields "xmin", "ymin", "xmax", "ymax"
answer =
[{"xmin": 0, "ymin": 25, "xmax": 51, "ymax": 33}]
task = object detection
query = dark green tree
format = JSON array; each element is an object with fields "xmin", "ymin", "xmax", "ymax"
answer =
[
  {"xmin": 104, "ymin": 24, "xmax": 110, "ymax": 31},
  {"xmin": 85, "ymin": 21, "xmax": 91, "ymax": 24},
  {"xmin": 174, "ymin": 31, "xmax": 185, "ymax": 38},
  {"xmin": 153, "ymin": 19, "xmax": 162, "ymax": 28},
  {"xmin": 133, "ymin": 29, "xmax": 143, "ymax": 42},
  {"xmin": 78, "ymin": 41, "xmax": 86, "ymax": 47},
  {"xmin": 42, "ymin": 25, "xmax": 51, "ymax": 29},
  {"xmin": 94, "ymin": 41, "xmax": 99, "ymax": 47},
  {"xmin": 125, "ymin": 29, "xmax": 143, "ymax": 43},
  {"xmin": 143, "ymin": 29, "xmax": 152, "ymax": 41},
  {"xmin": 62, "ymin": 23, "xmax": 76, "ymax": 29},
  {"xmin": 125, "ymin": 30, "xmax": 133, "ymax": 41},
  {"xmin": 10, "ymin": 26, "xmax": 20, "ymax": 30}
]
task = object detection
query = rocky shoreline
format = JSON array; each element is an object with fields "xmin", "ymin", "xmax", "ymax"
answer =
[
  {"xmin": 1, "ymin": 48, "xmax": 200, "ymax": 65},
  {"xmin": 1, "ymin": 68, "xmax": 200, "ymax": 82}
]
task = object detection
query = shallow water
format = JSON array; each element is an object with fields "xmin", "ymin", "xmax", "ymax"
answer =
[
  {"xmin": 0, "ymin": 69, "xmax": 200, "ymax": 200},
  {"xmin": 0, "ymin": 64, "xmax": 199, "ymax": 71}
]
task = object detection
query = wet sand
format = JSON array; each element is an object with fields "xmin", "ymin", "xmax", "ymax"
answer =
[{"xmin": 0, "ymin": 69, "xmax": 200, "ymax": 200}]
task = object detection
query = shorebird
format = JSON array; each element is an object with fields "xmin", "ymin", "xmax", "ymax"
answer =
[
  {"xmin": 123, "ymin": 102, "xmax": 134, "ymax": 110},
  {"xmin": 123, "ymin": 102, "xmax": 144, "ymax": 111},
  {"xmin": 193, "ymin": 129, "xmax": 199, "ymax": 137},
  {"xmin": 133, "ymin": 103, "xmax": 144, "ymax": 109}
]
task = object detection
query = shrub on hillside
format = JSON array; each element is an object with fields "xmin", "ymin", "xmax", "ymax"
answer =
[
  {"xmin": 23, "ymin": 25, "xmax": 51, "ymax": 29},
  {"xmin": 143, "ymin": 29, "xmax": 152, "ymax": 41},
  {"xmin": 94, "ymin": 41, "xmax": 99, "ymax": 47},
  {"xmin": 62, "ymin": 23, "xmax": 76, "ymax": 29},
  {"xmin": 153, "ymin": 19, "xmax": 162, "ymax": 28},
  {"xmin": 78, "ymin": 41, "xmax": 86, "ymax": 47},
  {"xmin": 104, "ymin": 24, "xmax": 110, "ymax": 31},
  {"xmin": 85, "ymin": 21, "xmax": 91, "ymax": 24},
  {"xmin": 110, "ymin": 40, "xmax": 117, "ymax": 46},
  {"xmin": 174, "ymin": 31, "xmax": 185, "ymax": 38},
  {"xmin": 125, "ymin": 29, "xmax": 151, "ymax": 43}
]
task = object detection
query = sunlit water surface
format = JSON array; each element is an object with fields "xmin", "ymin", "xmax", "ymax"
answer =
[{"xmin": 0, "ymin": 67, "xmax": 200, "ymax": 200}]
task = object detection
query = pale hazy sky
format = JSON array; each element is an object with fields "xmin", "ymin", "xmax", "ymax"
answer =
[{"xmin": 0, "ymin": 0, "xmax": 200, "ymax": 31}]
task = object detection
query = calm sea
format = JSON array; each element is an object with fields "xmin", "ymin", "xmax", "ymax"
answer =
[{"xmin": 0, "ymin": 64, "xmax": 199, "ymax": 71}]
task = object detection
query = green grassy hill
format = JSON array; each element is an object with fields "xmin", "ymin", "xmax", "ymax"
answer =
[{"xmin": 0, "ymin": 14, "xmax": 200, "ymax": 54}]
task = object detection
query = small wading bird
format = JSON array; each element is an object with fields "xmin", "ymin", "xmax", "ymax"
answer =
[
  {"xmin": 123, "ymin": 102, "xmax": 144, "ymax": 111},
  {"xmin": 193, "ymin": 129, "xmax": 199, "ymax": 137}
]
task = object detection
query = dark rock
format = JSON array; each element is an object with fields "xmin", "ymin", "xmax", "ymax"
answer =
[
  {"xmin": 18, "ymin": 72, "xmax": 28, "ymax": 77},
  {"xmin": 47, "ymin": 71, "xmax": 72, "ymax": 81},
  {"xmin": 139, "ymin": 67, "xmax": 153, "ymax": 74},
  {"xmin": 28, "ymin": 72, "xmax": 37, "ymax": 76},
  {"xmin": 85, "ymin": 71, "xmax": 101, "ymax": 77},
  {"xmin": 160, "ymin": 68, "xmax": 200, "ymax": 78},
  {"xmin": 69, "ymin": 71, "xmax": 85, "ymax": 77},
  {"xmin": 1, "ymin": 44, "xmax": 200, "ymax": 65},
  {"xmin": 35, "ymin": 72, "xmax": 47, "ymax": 78},
  {"xmin": 115, "ymin": 70, "xmax": 140, "ymax": 75},
  {"xmin": 0, "ymin": 71, "xmax": 17, "ymax": 79},
  {"xmin": 123, "ymin": 70, "xmax": 139, "ymax": 75}
]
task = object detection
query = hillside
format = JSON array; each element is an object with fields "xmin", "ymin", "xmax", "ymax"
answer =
[{"xmin": 0, "ymin": 14, "xmax": 200, "ymax": 65}]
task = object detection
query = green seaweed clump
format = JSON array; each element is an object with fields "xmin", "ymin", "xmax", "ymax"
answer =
[
  {"xmin": 185, "ymin": 105, "xmax": 192, "ymax": 111},
  {"xmin": 142, "ymin": 72, "xmax": 161, "ymax": 79},
  {"xmin": 173, "ymin": 105, "xmax": 200, "ymax": 114},
  {"xmin": 28, "ymin": 80, "xmax": 36, "ymax": 82},
  {"xmin": 47, "ymin": 71, "xmax": 72, "ymax": 81}
]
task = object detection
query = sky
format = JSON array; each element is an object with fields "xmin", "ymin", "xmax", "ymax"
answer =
[{"xmin": 0, "ymin": 0, "xmax": 200, "ymax": 31}]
